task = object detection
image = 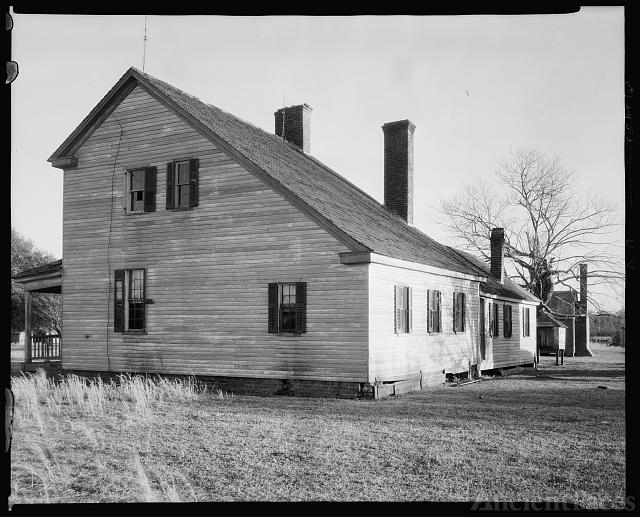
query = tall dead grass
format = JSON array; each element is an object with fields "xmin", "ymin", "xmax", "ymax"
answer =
[
  {"xmin": 11, "ymin": 369, "xmax": 209, "ymax": 420},
  {"xmin": 9, "ymin": 369, "xmax": 212, "ymax": 504}
]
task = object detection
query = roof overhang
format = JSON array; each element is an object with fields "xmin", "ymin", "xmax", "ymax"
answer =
[
  {"xmin": 13, "ymin": 269, "xmax": 62, "ymax": 293},
  {"xmin": 479, "ymin": 292, "xmax": 540, "ymax": 306},
  {"xmin": 340, "ymin": 251, "xmax": 486, "ymax": 282}
]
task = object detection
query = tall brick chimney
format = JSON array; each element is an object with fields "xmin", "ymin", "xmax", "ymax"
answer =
[
  {"xmin": 490, "ymin": 228, "xmax": 505, "ymax": 283},
  {"xmin": 382, "ymin": 120, "xmax": 415, "ymax": 224},
  {"xmin": 579, "ymin": 263, "xmax": 588, "ymax": 307},
  {"xmin": 574, "ymin": 263, "xmax": 593, "ymax": 356},
  {"xmin": 274, "ymin": 104, "xmax": 312, "ymax": 153}
]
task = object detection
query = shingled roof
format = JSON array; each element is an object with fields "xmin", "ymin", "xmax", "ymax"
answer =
[
  {"xmin": 537, "ymin": 311, "xmax": 568, "ymax": 328},
  {"xmin": 449, "ymin": 248, "xmax": 540, "ymax": 303},
  {"xmin": 51, "ymin": 67, "xmax": 486, "ymax": 277},
  {"xmin": 13, "ymin": 259, "xmax": 62, "ymax": 280}
]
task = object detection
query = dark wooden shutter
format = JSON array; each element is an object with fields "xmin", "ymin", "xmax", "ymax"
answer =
[
  {"xmin": 141, "ymin": 269, "xmax": 147, "ymax": 331},
  {"xmin": 189, "ymin": 158, "xmax": 199, "ymax": 208},
  {"xmin": 295, "ymin": 282, "xmax": 307, "ymax": 334},
  {"xmin": 144, "ymin": 167, "xmax": 157, "ymax": 212},
  {"xmin": 394, "ymin": 286, "xmax": 400, "ymax": 333},
  {"xmin": 407, "ymin": 287, "xmax": 412, "ymax": 333},
  {"xmin": 453, "ymin": 292, "xmax": 457, "ymax": 332},
  {"xmin": 461, "ymin": 293, "xmax": 465, "ymax": 331},
  {"xmin": 437, "ymin": 291, "xmax": 442, "ymax": 332},
  {"xmin": 166, "ymin": 162, "xmax": 175, "ymax": 209},
  {"xmin": 426, "ymin": 289, "xmax": 431, "ymax": 333},
  {"xmin": 268, "ymin": 283, "xmax": 278, "ymax": 333},
  {"xmin": 114, "ymin": 269, "xmax": 125, "ymax": 332}
]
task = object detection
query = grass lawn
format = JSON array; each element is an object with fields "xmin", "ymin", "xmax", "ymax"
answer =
[{"xmin": 8, "ymin": 342, "xmax": 625, "ymax": 506}]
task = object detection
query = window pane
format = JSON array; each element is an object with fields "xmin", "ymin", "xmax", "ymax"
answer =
[
  {"xmin": 281, "ymin": 308, "xmax": 296, "ymax": 331},
  {"xmin": 129, "ymin": 269, "xmax": 144, "ymax": 300},
  {"xmin": 130, "ymin": 170, "xmax": 144, "ymax": 190},
  {"xmin": 128, "ymin": 301, "xmax": 144, "ymax": 330},
  {"xmin": 177, "ymin": 162, "xmax": 190, "ymax": 184}
]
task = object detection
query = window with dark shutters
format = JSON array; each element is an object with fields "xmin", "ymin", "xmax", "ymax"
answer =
[
  {"xmin": 394, "ymin": 286, "xmax": 410, "ymax": 334},
  {"xmin": 125, "ymin": 167, "xmax": 157, "ymax": 213},
  {"xmin": 167, "ymin": 158, "xmax": 199, "ymax": 209},
  {"xmin": 114, "ymin": 268, "xmax": 146, "ymax": 332},
  {"xmin": 268, "ymin": 282, "xmax": 307, "ymax": 334},
  {"xmin": 427, "ymin": 289, "xmax": 441, "ymax": 333}
]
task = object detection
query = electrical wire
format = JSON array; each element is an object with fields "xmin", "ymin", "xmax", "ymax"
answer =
[{"xmin": 105, "ymin": 113, "xmax": 124, "ymax": 372}]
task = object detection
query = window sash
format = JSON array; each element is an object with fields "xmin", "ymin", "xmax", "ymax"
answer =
[
  {"xmin": 395, "ymin": 286, "xmax": 410, "ymax": 334},
  {"xmin": 427, "ymin": 290, "xmax": 441, "ymax": 333},
  {"xmin": 278, "ymin": 283, "xmax": 298, "ymax": 332},
  {"xmin": 174, "ymin": 161, "xmax": 191, "ymax": 207},
  {"xmin": 129, "ymin": 169, "xmax": 145, "ymax": 211},
  {"xmin": 115, "ymin": 269, "xmax": 146, "ymax": 332}
]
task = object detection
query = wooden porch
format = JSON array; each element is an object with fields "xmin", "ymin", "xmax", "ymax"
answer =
[{"xmin": 12, "ymin": 259, "xmax": 63, "ymax": 373}]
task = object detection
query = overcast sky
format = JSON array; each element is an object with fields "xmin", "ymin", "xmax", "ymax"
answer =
[{"xmin": 10, "ymin": 9, "xmax": 625, "ymax": 310}]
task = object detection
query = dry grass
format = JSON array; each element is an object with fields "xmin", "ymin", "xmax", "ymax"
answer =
[{"xmin": 8, "ymin": 342, "xmax": 625, "ymax": 506}]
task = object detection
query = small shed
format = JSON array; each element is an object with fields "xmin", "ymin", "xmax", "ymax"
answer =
[{"xmin": 537, "ymin": 311, "xmax": 567, "ymax": 364}]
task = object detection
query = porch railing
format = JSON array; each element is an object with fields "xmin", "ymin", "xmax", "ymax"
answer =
[{"xmin": 29, "ymin": 334, "xmax": 61, "ymax": 361}]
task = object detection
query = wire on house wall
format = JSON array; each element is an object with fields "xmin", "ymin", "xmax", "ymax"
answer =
[{"xmin": 105, "ymin": 113, "xmax": 124, "ymax": 372}]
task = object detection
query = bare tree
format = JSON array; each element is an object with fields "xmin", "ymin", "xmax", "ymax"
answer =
[{"xmin": 439, "ymin": 148, "xmax": 623, "ymax": 310}]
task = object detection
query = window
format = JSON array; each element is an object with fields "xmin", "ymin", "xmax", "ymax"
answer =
[
  {"xmin": 488, "ymin": 302, "xmax": 499, "ymax": 337},
  {"xmin": 166, "ymin": 158, "xmax": 199, "ymax": 209},
  {"xmin": 268, "ymin": 282, "xmax": 307, "ymax": 334},
  {"xmin": 522, "ymin": 307, "xmax": 530, "ymax": 337},
  {"xmin": 427, "ymin": 289, "xmax": 441, "ymax": 333},
  {"xmin": 453, "ymin": 292, "xmax": 466, "ymax": 332},
  {"xmin": 503, "ymin": 304, "xmax": 512, "ymax": 338},
  {"xmin": 394, "ymin": 286, "xmax": 412, "ymax": 334},
  {"xmin": 125, "ymin": 167, "xmax": 157, "ymax": 212},
  {"xmin": 114, "ymin": 269, "xmax": 146, "ymax": 332}
]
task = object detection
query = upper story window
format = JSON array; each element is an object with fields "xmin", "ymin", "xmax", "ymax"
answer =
[
  {"xmin": 427, "ymin": 289, "xmax": 441, "ymax": 333},
  {"xmin": 166, "ymin": 158, "xmax": 199, "ymax": 209},
  {"xmin": 268, "ymin": 282, "xmax": 307, "ymax": 334},
  {"xmin": 394, "ymin": 286, "xmax": 412, "ymax": 334},
  {"xmin": 503, "ymin": 304, "xmax": 513, "ymax": 338},
  {"xmin": 453, "ymin": 292, "xmax": 466, "ymax": 332},
  {"xmin": 114, "ymin": 268, "xmax": 146, "ymax": 332},
  {"xmin": 125, "ymin": 167, "xmax": 157, "ymax": 213}
]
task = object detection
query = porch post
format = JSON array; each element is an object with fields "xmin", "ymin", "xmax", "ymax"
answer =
[{"xmin": 24, "ymin": 290, "xmax": 32, "ymax": 363}]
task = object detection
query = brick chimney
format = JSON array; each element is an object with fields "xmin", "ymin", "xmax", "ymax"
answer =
[
  {"xmin": 382, "ymin": 120, "xmax": 415, "ymax": 224},
  {"xmin": 490, "ymin": 228, "xmax": 505, "ymax": 283},
  {"xmin": 574, "ymin": 263, "xmax": 593, "ymax": 356},
  {"xmin": 274, "ymin": 104, "xmax": 312, "ymax": 153},
  {"xmin": 579, "ymin": 263, "xmax": 588, "ymax": 307}
]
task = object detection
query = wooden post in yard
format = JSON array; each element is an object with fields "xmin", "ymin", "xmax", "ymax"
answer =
[
  {"xmin": 24, "ymin": 290, "xmax": 32, "ymax": 364},
  {"xmin": 555, "ymin": 349, "xmax": 559, "ymax": 366},
  {"xmin": 561, "ymin": 349, "xmax": 564, "ymax": 365}
]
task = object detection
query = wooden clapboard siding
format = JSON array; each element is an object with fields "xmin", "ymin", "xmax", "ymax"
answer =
[
  {"xmin": 479, "ymin": 297, "xmax": 537, "ymax": 370},
  {"xmin": 62, "ymin": 85, "xmax": 368, "ymax": 382},
  {"xmin": 368, "ymin": 262, "xmax": 480, "ymax": 382}
]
